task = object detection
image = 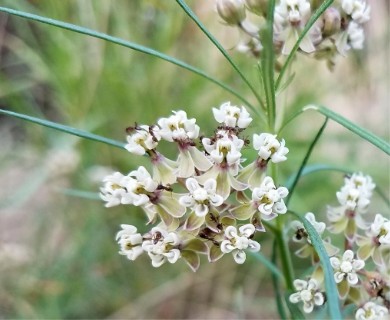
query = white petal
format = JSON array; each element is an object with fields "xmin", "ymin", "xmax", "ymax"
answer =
[
  {"xmin": 347, "ymin": 272, "xmax": 358, "ymax": 285},
  {"xmin": 186, "ymin": 178, "xmax": 200, "ymax": 193},
  {"xmin": 330, "ymin": 257, "xmax": 340, "ymax": 269},
  {"xmin": 289, "ymin": 293, "xmax": 301, "ymax": 303},
  {"xmin": 225, "ymin": 226, "xmax": 238, "ymax": 239},
  {"xmin": 293, "ymin": 279, "xmax": 308, "ymax": 291},
  {"xmin": 314, "ymin": 292, "xmax": 324, "ymax": 306},
  {"xmin": 239, "ymin": 224, "xmax": 255, "ymax": 237},
  {"xmin": 220, "ymin": 240, "xmax": 234, "ymax": 253},
  {"xmin": 233, "ymin": 250, "xmax": 246, "ymax": 264},
  {"xmin": 343, "ymin": 250, "xmax": 354, "ymax": 262}
]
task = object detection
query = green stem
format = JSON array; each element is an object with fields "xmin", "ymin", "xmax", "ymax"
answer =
[
  {"xmin": 275, "ymin": 219, "xmax": 294, "ymax": 291},
  {"xmin": 271, "ymin": 240, "xmax": 288, "ymax": 319}
]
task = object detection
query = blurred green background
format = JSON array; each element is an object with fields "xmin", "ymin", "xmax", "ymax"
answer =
[{"xmin": 0, "ymin": 0, "xmax": 388, "ymax": 318}]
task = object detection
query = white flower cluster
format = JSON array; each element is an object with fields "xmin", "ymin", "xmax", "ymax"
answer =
[
  {"xmin": 101, "ymin": 102, "xmax": 290, "ymax": 270},
  {"xmin": 289, "ymin": 173, "xmax": 390, "ymax": 316},
  {"xmin": 215, "ymin": 0, "xmax": 370, "ymax": 69}
]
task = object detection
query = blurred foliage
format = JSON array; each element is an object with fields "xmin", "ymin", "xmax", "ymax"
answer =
[{"xmin": 0, "ymin": 0, "xmax": 388, "ymax": 318}]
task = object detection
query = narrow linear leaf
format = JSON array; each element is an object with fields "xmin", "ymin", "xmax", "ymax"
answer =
[
  {"xmin": 276, "ymin": 0, "xmax": 334, "ymax": 90},
  {"xmin": 248, "ymin": 251, "xmax": 285, "ymax": 281},
  {"xmin": 286, "ymin": 118, "xmax": 328, "ymax": 205},
  {"xmin": 175, "ymin": 0, "xmax": 266, "ymax": 115},
  {"xmin": 271, "ymin": 241, "xmax": 288, "ymax": 319},
  {"xmin": 304, "ymin": 104, "xmax": 390, "ymax": 155},
  {"xmin": 0, "ymin": 6, "xmax": 252, "ymax": 109},
  {"xmin": 290, "ymin": 211, "xmax": 342, "ymax": 320},
  {"xmin": 260, "ymin": 0, "xmax": 276, "ymax": 131},
  {"xmin": 0, "ymin": 108, "xmax": 126, "ymax": 149}
]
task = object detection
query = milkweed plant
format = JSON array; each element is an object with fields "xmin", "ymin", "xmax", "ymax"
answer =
[{"xmin": 0, "ymin": 1, "xmax": 389, "ymax": 319}]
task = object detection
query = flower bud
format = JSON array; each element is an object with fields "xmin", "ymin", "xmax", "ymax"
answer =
[
  {"xmin": 322, "ymin": 7, "xmax": 341, "ymax": 36},
  {"xmin": 216, "ymin": 0, "xmax": 246, "ymax": 25},
  {"xmin": 245, "ymin": 0, "xmax": 268, "ymax": 16}
]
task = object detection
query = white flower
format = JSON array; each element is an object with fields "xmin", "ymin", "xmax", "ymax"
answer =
[
  {"xmin": 125, "ymin": 166, "xmax": 158, "ymax": 206},
  {"xmin": 142, "ymin": 227, "xmax": 181, "ymax": 267},
  {"xmin": 100, "ymin": 172, "xmax": 133, "ymax": 207},
  {"xmin": 212, "ymin": 102, "xmax": 252, "ymax": 128},
  {"xmin": 179, "ymin": 178, "xmax": 223, "ymax": 217},
  {"xmin": 125, "ymin": 125, "xmax": 160, "ymax": 155},
  {"xmin": 274, "ymin": 0, "xmax": 315, "ymax": 54},
  {"xmin": 275, "ymin": 0, "xmax": 311, "ymax": 24},
  {"xmin": 336, "ymin": 172, "xmax": 375, "ymax": 212},
  {"xmin": 252, "ymin": 176, "xmax": 289, "ymax": 220},
  {"xmin": 220, "ymin": 224, "xmax": 260, "ymax": 264},
  {"xmin": 369, "ymin": 214, "xmax": 390, "ymax": 245},
  {"xmin": 157, "ymin": 110, "xmax": 199, "ymax": 142},
  {"xmin": 289, "ymin": 278, "xmax": 324, "ymax": 313},
  {"xmin": 342, "ymin": 0, "xmax": 370, "ymax": 24},
  {"xmin": 116, "ymin": 224, "xmax": 144, "ymax": 261},
  {"xmin": 330, "ymin": 250, "xmax": 365, "ymax": 285},
  {"xmin": 355, "ymin": 301, "xmax": 388, "ymax": 320},
  {"xmin": 205, "ymin": 134, "xmax": 244, "ymax": 167},
  {"xmin": 253, "ymin": 133, "xmax": 289, "ymax": 163}
]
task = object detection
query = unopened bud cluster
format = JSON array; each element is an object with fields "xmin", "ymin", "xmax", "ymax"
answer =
[
  {"xmin": 100, "ymin": 102, "xmax": 289, "ymax": 271},
  {"xmin": 288, "ymin": 173, "xmax": 389, "ymax": 318},
  {"xmin": 216, "ymin": 0, "xmax": 370, "ymax": 69}
]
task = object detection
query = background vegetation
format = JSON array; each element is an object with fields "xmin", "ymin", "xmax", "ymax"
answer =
[{"xmin": 0, "ymin": 0, "xmax": 388, "ymax": 318}]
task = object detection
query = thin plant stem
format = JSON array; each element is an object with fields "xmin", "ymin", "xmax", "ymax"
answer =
[
  {"xmin": 275, "ymin": 219, "xmax": 295, "ymax": 291},
  {"xmin": 271, "ymin": 240, "xmax": 288, "ymax": 319}
]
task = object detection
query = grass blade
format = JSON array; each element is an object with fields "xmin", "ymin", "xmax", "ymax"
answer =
[
  {"xmin": 175, "ymin": 0, "xmax": 265, "ymax": 115},
  {"xmin": 275, "ymin": 0, "xmax": 334, "ymax": 90},
  {"xmin": 290, "ymin": 211, "xmax": 342, "ymax": 320},
  {"xmin": 304, "ymin": 104, "xmax": 390, "ymax": 155},
  {"xmin": 0, "ymin": 108, "xmax": 126, "ymax": 149},
  {"xmin": 260, "ymin": 0, "xmax": 276, "ymax": 131},
  {"xmin": 0, "ymin": 6, "xmax": 253, "ymax": 110},
  {"xmin": 270, "ymin": 241, "xmax": 288, "ymax": 319},
  {"xmin": 286, "ymin": 118, "xmax": 328, "ymax": 205}
]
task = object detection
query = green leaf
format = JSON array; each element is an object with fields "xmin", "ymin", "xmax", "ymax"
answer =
[
  {"xmin": 276, "ymin": 0, "xmax": 334, "ymax": 90},
  {"xmin": 286, "ymin": 118, "xmax": 328, "ymax": 205},
  {"xmin": 270, "ymin": 241, "xmax": 288, "ymax": 319},
  {"xmin": 304, "ymin": 105, "xmax": 390, "ymax": 155},
  {"xmin": 0, "ymin": 108, "xmax": 126, "ymax": 149},
  {"xmin": 175, "ymin": 0, "xmax": 266, "ymax": 115},
  {"xmin": 0, "ymin": 6, "xmax": 252, "ymax": 109},
  {"xmin": 259, "ymin": 0, "xmax": 276, "ymax": 131},
  {"xmin": 290, "ymin": 211, "xmax": 342, "ymax": 320}
]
